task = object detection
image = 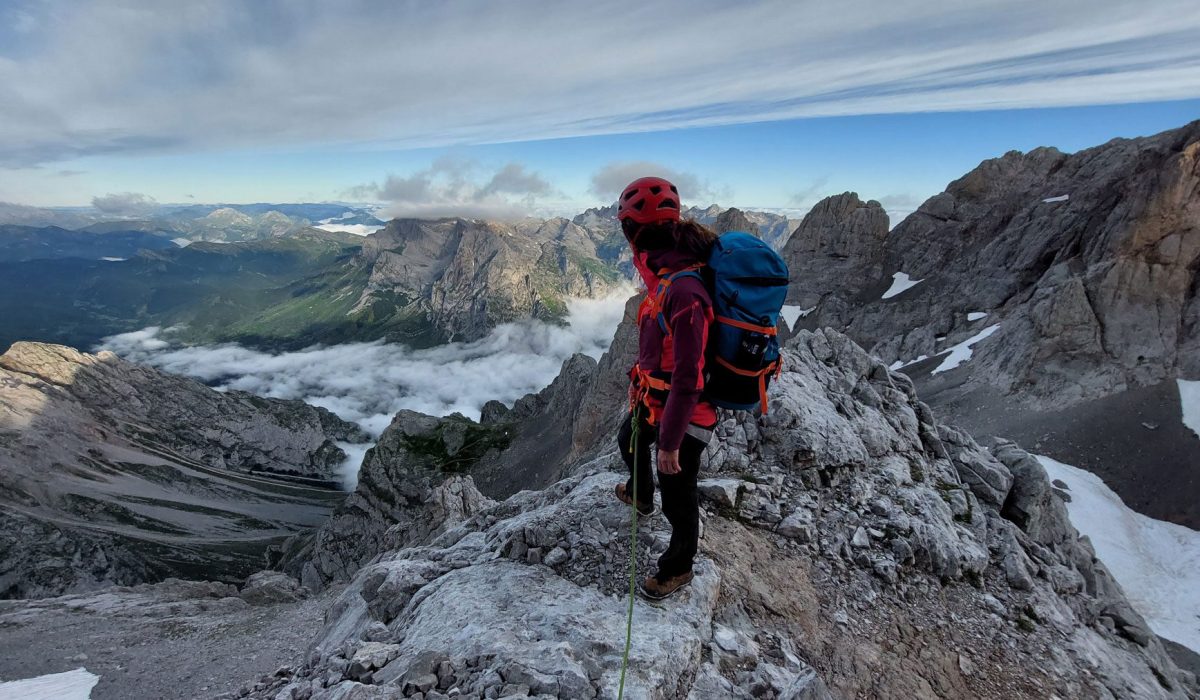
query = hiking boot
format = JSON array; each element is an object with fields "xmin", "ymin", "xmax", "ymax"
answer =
[
  {"xmin": 639, "ymin": 571, "xmax": 694, "ymax": 601},
  {"xmin": 615, "ymin": 483, "xmax": 655, "ymax": 517}
]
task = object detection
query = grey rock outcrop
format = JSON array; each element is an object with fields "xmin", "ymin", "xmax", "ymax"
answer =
[
  {"xmin": 286, "ymin": 411, "xmax": 499, "ymax": 586},
  {"xmin": 714, "ymin": 207, "xmax": 760, "ymax": 237},
  {"xmin": 0, "ymin": 342, "xmax": 363, "ymax": 598},
  {"xmin": 781, "ymin": 192, "xmax": 890, "ymax": 310},
  {"xmin": 241, "ymin": 329, "xmax": 1194, "ymax": 699},
  {"xmin": 241, "ymin": 570, "xmax": 309, "ymax": 606}
]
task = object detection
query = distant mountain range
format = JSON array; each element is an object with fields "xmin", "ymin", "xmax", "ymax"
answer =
[
  {"xmin": 0, "ymin": 201, "xmax": 787, "ymax": 352},
  {"xmin": 0, "ymin": 201, "xmax": 379, "ymax": 234}
]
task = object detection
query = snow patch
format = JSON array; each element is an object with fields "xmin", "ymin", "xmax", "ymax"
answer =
[
  {"xmin": 931, "ymin": 324, "xmax": 1000, "ymax": 374},
  {"xmin": 0, "ymin": 668, "xmax": 99, "ymax": 700},
  {"xmin": 967, "ymin": 311, "xmax": 987, "ymax": 321},
  {"xmin": 172, "ymin": 238, "xmax": 191, "ymax": 247},
  {"xmin": 1038, "ymin": 455, "xmax": 1200, "ymax": 654},
  {"xmin": 881, "ymin": 272, "xmax": 923, "ymax": 299},
  {"xmin": 1042, "ymin": 194, "xmax": 1070, "ymax": 203},
  {"xmin": 780, "ymin": 305, "xmax": 814, "ymax": 330},
  {"xmin": 1179, "ymin": 379, "xmax": 1200, "ymax": 438},
  {"xmin": 315, "ymin": 223, "xmax": 381, "ymax": 237},
  {"xmin": 888, "ymin": 355, "xmax": 929, "ymax": 371},
  {"xmin": 99, "ymin": 257, "xmax": 126, "ymax": 262}
]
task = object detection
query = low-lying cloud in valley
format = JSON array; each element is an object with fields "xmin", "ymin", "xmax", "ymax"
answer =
[{"xmin": 99, "ymin": 293, "xmax": 632, "ymax": 487}]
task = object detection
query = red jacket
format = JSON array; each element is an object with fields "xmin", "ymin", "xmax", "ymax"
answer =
[{"xmin": 630, "ymin": 247, "xmax": 718, "ymax": 451}]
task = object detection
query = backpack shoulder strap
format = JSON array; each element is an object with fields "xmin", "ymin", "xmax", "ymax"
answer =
[{"xmin": 655, "ymin": 266, "xmax": 707, "ymax": 335}]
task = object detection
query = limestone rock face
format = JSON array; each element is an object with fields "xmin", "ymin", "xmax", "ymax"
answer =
[
  {"xmin": 355, "ymin": 217, "xmax": 623, "ymax": 343},
  {"xmin": 781, "ymin": 192, "xmax": 890, "ymax": 309},
  {"xmin": 714, "ymin": 207, "xmax": 760, "ymax": 236},
  {"xmin": 783, "ymin": 122, "xmax": 1200, "ymax": 527},
  {"xmin": 801, "ymin": 122, "xmax": 1200, "ymax": 407},
  {"xmin": 242, "ymin": 329, "xmax": 1194, "ymax": 700},
  {"xmin": 470, "ymin": 352, "xmax": 600, "ymax": 496},
  {"xmin": 0, "ymin": 342, "xmax": 363, "ymax": 598},
  {"xmin": 570, "ymin": 294, "xmax": 641, "ymax": 459},
  {"xmin": 288, "ymin": 410, "xmax": 499, "ymax": 586}
]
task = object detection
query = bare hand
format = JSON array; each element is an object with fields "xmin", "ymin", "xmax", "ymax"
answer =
[{"xmin": 657, "ymin": 448, "xmax": 681, "ymax": 475}]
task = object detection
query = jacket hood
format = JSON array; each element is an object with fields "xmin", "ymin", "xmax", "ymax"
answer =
[{"xmin": 631, "ymin": 244, "xmax": 703, "ymax": 292}]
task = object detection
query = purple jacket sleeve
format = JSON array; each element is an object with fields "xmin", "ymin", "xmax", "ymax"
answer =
[{"xmin": 658, "ymin": 280, "xmax": 709, "ymax": 451}]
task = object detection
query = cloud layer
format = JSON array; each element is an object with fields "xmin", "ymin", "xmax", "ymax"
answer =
[
  {"xmin": 92, "ymin": 192, "xmax": 158, "ymax": 216},
  {"xmin": 3, "ymin": 0, "xmax": 1198, "ymax": 167},
  {"xmin": 99, "ymin": 293, "xmax": 631, "ymax": 486}
]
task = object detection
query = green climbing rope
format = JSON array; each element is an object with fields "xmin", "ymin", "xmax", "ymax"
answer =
[{"xmin": 618, "ymin": 407, "xmax": 641, "ymax": 699}]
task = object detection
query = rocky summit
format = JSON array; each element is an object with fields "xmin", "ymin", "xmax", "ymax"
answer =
[
  {"xmin": 224, "ymin": 328, "xmax": 1194, "ymax": 699},
  {"xmin": 0, "ymin": 342, "xmax": 364, "ymax": 598},
  {"xmin": 786, "ymin": 120, "xmax": 1200, "ymax": 528}
]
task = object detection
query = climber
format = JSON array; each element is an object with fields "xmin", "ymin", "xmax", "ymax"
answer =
[{"xmin": 614, "ymin": 176, "xmax": 719, "ymax": 601}]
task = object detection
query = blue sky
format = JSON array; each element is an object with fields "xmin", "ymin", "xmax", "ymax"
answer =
[{"xmin": 1, "ymin": 1, "xmax": 1198, "ymax": 219}]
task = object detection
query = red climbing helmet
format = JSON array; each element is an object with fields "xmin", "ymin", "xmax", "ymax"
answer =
[{"xmin": 617, "ymin": 176, "xmax": 681, "ymax": 224}]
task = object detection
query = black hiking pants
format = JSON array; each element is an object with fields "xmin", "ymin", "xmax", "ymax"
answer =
[{"xmin": 616, "ymin": 409, "xmax": 709, "ymax": 581}]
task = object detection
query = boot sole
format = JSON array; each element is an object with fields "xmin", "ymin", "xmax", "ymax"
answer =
[{"xmin": 638, "ymin": 576, "xmax": 693, "ymax": 601}]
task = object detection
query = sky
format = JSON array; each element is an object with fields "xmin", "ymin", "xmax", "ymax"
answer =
[{"xmin": 2, "ymin": 0, "xmax": 1199, "ymax": 220}]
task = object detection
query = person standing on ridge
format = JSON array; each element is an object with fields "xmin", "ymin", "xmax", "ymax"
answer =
[{"xmin": 615, "ymin": 176, "xmax": 718, "ymax": 600}]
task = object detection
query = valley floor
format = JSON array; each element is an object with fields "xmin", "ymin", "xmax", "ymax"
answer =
[{"xmin": 0, "ymin": 580, "xmax": 339, "ymax": 700}]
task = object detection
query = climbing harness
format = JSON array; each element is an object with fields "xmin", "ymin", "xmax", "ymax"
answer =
[{"xmin": 618, "ymin": 407, "xmax": 641, "ymax": 699}]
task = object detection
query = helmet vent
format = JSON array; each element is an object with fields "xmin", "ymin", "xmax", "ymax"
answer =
[
  {"xmin": 649, "ymin": 186, "xmax": 662, "ymax": 195},
  {"xmin": 658, "ymin": 198, "xmax": 678, "ymax": 210}
]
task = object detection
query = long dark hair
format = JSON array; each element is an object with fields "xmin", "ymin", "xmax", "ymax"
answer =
[{"xmin": 622, "ymin": 218, "xmax": 717, "ymax": 262}]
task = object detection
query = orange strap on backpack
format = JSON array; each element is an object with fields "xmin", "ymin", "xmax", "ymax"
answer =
[{"xmin": 713, "ymin": 355, "xmax": 782, "ymax": 415}]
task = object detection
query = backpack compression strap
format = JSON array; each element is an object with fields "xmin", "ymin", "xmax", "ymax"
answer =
[{"xmin": 715, "ymin": 315, "xmax": 777, "ymax": 335}]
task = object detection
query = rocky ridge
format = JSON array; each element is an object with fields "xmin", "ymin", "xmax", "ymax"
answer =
[
  {"xmin": 242, "ymin": 328, "xmax": 1195, "ymax": 699},
  {"xmin": 796, "ymin": 121, "xmax": 1199, "ymax": 405},
  {"xmin": 0, "ymin": 342, "xmax": 364, "ymax": 598},
  {"xmin": 785, "ymin": 120, "xmax": 1200, "ymax": 527}
]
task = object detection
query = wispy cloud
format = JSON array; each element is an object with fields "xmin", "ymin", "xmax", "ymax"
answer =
[
  {"xmin": 2, "ymin": 0, "xmax": 1197, "ymax": 167},
  {"xmin": 788, "ymin": 176, "xmax": 833, "ymax": 208}
]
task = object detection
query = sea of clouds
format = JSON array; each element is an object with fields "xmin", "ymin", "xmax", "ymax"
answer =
[{"xmin": 100, "ymin": 291, "xmax": 631, "ymax": 487}]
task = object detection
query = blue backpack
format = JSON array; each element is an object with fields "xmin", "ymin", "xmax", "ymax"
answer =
[{"xmin": 655, "ymin": 232, "xmax": 789, "ymax": 413}]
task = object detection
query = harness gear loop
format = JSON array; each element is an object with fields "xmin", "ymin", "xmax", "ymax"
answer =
[{"xmin": 618, "ymin": 406, "xmax": 641, "ymax": 700}]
